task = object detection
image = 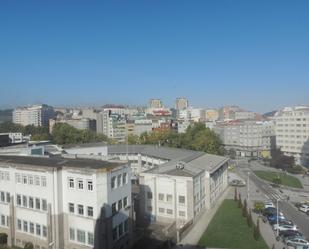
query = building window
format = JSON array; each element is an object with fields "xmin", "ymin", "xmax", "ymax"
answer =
[
  {"xmin": 42, "ymin": 225, "xmax": 47, "ymax": 237},
  {"xmin": 166, "ymin": 194, "xmax": 173, "ymax": 202},
  {"xmin": 35, "ymin": 198, "xmax": 41, "ymax": 210},
  {"xmin": 30, "ymin": 222, "xmax": 34, "ymax": 234},
  {"xmin": 147, "ymin": 206, "xmax": 152, "ymax": 212},
  {"xmin": 17, "ymin": 219, "xmax": 22, "ymax": 230},
  {"xmin": 122, "ymin": 173, "xmax": 127, "ymax": 185},
  {"xmin": 118, "ymin": 223, "xmax": 124, "ymax": 237},
  {"xmin": 112, "ymin": 202, "xmax": 117, "ymax": 215},
  {"xmin": 178, "ymin": 195, "xmax": 185, "ymax": 204},
  {"xmin": 0, "ymin": 192, "xmax": 4, "ymax": 202},
  {"xmin": 29, "ymin": 197, "xmax": 34, "ymax": 209},
  {"xmin": 123, "ymin": 196, "xmax": 128, "ymax": 208},
  {"xmin": 1, "ymin": 215, "xmax": 5, "ymax": 226},
  {"xmin": 87, "ymin": 180, "xmax": 93, "ymax": 191},
  {"xmin": 16, "ymin": 194, "xmax": 21, "ymax": 206},
  {"xmin": 166, "ymin": 209, "xmax": 173, "ymax": 215},
  {"xmin": 112, "ymin": 227, "xmax": 118, "ymax": 241},
  {"xmin": 6, "ymin": 193, "xmax": 10, "ymax": 203},
  {"xmin": 5, "ymin": 172, "xmax": 9, "ymax": 181},
  {"xmin": 22, "ymin": 195, "xmax": 27, "ymax": 207},
  {"xmin": 36, "ymin": 224, "xmax": 41, "ymax": 236},
  {"xmin": 22, "ymin": 174, "xmax": 27, "ymax": 184},
  {"xmin": 147, "ymin": 191, "xmax": 152, "ymax": 199},
  {"xmin": 69, "ymin": 203, "xmax": 74, "ymax": 213},
  {"xmin": 77, "ymin": 229, "xmax": 85, "ymax": 243},
  {"xmin": 42, "ymin": 199, "xmax": 47, "ymax": 211},
  {"xmin": 15, "ymin": 173, "xmax": 21, "ymax": 183},
  {"xmin": 88, "ymin": 232, "xmax": 94, "ymax": 245},
  {"xmin": 35, "ymin": 176, "xmax": 40, "ymax": 186},
  {"xmin": 68, "ymin": 178, "xmax": 74, "ymax": 188},
  {"xmin": 158, "ymin": 193, "xmax": 164, "ymax": 201},
  {"xmin": 41, "ymin": 176, "xmax": 47, "ymax": 187},
  {"xmin": 78, "ymin": 179, "xmax": 83, "ymax": 190},
  {"xmin": 78, "ymin": 205, "xmax": 84, "ymax": 215},
  {"xmin": 111, "ymin": 176, "xmax": 116, "ymax": 189},
  {"xmin": 158, "ymin": 207, "xmax": 165, "ymax": 213},
  {"xmin": 69, "ymin": 227, "xmax": 75, "ymax": 241},
  {"xmin": 124, "ymin": 219, "xmax": 129, "ymax": 233},
  {"xmin": 23, "ymin": 221, "xmax": 28, "ymax": 232},
  {"xmin": 28, "ymin": 175, "xmax": 34, "ymax": 185},
  {"xmin": 87, "ymin": 206, "xmax": 93, "ymax": 217},
  {"xmin": 117, "ymin": 175, "xmax": 122, "ymax": 187},
  {"xmin": 118, "ymin": 199, "xmax": 123, "ymax": 210}
]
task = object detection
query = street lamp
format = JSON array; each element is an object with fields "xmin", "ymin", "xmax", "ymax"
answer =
[
  {"xmin": 247, "ymin": 172, "xmax": 250, "ymax": 201},
  {"xmin": 276, "ymin": 198, "xmax": 279, "ymax": 237}
]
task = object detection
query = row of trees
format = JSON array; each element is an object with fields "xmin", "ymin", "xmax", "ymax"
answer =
[
  {"xmin": 234, "ymin": 188, "xmax": 260, "ymax": 241},
  {"xmin": 0, "ymin": 121, "xmax": 109, "ymax": 145},
  {"xmin": 128, "ymin": 123, "xmax": 224, "ymax": 155}
]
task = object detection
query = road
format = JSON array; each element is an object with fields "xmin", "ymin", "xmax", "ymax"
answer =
[{"xmin": 236, "ymin": 159, "xmax": 309, "ymax": 240}]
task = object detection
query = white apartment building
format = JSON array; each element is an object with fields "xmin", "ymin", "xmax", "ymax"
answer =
[
  {"xmin": 13, "ymin": 105, "xmax": 55, "ymax": 127},
  {"xmin": 139, "ymin": 154, "xmax": 229, "ymax": 227},
  {"xmin": 274, "ymin": 106, "xmax": 309, "ymax": 167},
  {"xmin": 133, "ymin": 119, "xmax": 152, "ymax": 136},
  {"xmin": 214, "ymin": 120, "xmax": 275, "ymax": 157},
  {"xmin": 0, "ymin": 156, "xmax": 133, "ymax": 249}
]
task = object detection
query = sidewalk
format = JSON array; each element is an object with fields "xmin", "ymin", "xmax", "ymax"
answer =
[{"xmin": 179, "ymin": 187, "xmax": 231, "ymax": 245}]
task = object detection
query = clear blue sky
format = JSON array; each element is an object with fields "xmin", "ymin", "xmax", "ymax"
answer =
[{"xmin": 1, "ymin": 0, "xmax": 309, "ymax": 113}]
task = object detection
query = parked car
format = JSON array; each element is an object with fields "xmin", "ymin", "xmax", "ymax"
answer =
[
  {"xmin": 286, "ymin": 238, "xmax": 309, "ymax": 247},
  {"xmin": 279, "ymin": 230, "xmax": 303, "ymax": 239},
  {"xmin": 263, "ymin": 207, "xmax": 277, "ymax": 216},
  {"xmin": 299, "ymin": 204, "xmax": 309, "ymax": 213},
  {"xmin": 273, "ymin": 224, "xmax": 298, "ymax": 232},
  {"xmin": 264, "ymin": 201, "xmax": 275, "ymax": 209},
  {"xmin": 283, "ymin": 235, "xmax": 305, "ymax": 243}
]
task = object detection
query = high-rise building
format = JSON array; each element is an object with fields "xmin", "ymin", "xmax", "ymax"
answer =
[
  {"xmin": 175, "ymin": 98, "xmax": 188, "ymax": 110},
  {"xmin": 148, "ymin": 99, "xmax": 163, "ymax": 109},
  {"xmin": 13, "ymin": 104, "xmax": 55, "ymax": 127},
  {"xmin": 274, "ymin": 106, "xmax": 309, "ymax": 167}
]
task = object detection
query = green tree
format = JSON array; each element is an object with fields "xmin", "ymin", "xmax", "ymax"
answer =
[
  {"xmin": 127, "ymin": 134, "xmax": 140, "ymax": 144},
  {"xmin": 253, "ymin": 219, "xmax": 260, "ymax": 240},
  {"xmin": 247, "ymin": 209, "xmax": 253, "ymax": 227},
  {"xmin": 238, "ymin": 193, "xmax": 242, "ymax": 208},
  {"xmin": 234, "ymin": 187, "xmax": 238, "ymax": 202},
  {"xmin": 272, "ymin": 176, "xmax": 282, "ymax": 185}
]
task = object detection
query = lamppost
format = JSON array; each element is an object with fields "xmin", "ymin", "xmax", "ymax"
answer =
[
  {"xmin": 276, "ymin": 198, "xmax": 279, "ymax": 237},
  {"xmin": 247, "ymin": 172, "xmax": 250, "ymax": 201}
]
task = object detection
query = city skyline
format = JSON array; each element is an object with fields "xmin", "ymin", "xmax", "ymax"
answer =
[{"xmin": 1, "ymin": 1, "xmax": 309, "ymax": 112}]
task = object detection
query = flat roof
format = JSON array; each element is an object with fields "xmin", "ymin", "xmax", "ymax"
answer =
[{"xmin": 0, "ymin": 155, "xmax": 124, "ymax": 170}]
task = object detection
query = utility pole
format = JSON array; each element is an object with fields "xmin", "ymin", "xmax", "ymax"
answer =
[
  {"xmin": 247, "ymin": 172, "xmax": 250, "ymax": 201},
  {"xmin": 276, "ymin": 198, "xmax": 279, "ymax": 237}
]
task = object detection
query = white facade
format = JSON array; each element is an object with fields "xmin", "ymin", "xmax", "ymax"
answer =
[
  {"xmin": 13, "ymin": 105, "xmax": 55, "ymax": 127},
  {"xmin": 214, "ymin": 120, "xmax": 275, "ymax": 157},
  {"xmin": 0, "ymin": 156, "xmax": 133, "ymax": 249},
  {"xmin": 274, "ymin": 106, "xmax": 309, "ymax": 166}
]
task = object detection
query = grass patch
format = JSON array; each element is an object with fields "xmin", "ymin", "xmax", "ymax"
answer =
[
  {"xmin": 254, "ymin": 170, "xmax": 303, "ymax": 188},
  {"xmin": 198, "ymin": 200, "xmax": 269, "ymax": 249}
]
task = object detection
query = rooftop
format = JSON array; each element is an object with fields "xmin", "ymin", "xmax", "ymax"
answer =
[{"xmin": 0, "ymin": 155, "xmax": 124, "ymax": 170}]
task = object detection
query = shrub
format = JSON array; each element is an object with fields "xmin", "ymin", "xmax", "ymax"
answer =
[
  {"xmin": 24, "ymin": 242, "xmax": 34, "ymax": 249},
  {"xmin": 247, "ymin": 209, "xmax": 252, "ymax": 227},
  {"xmin": 234, "ymin": 188, "xmax": 238, "ymax": 201},
  {"xmin": 238, "ymin": 193, "xmax": 242, "ymax": 208}
]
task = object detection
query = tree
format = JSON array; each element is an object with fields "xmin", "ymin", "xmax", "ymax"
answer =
[
  {"xmin": 242, "ymin": 199, "xmax": 248, "ymax": 217},
  {"xmin": 270, "ymin": 148, "xmax": 294, "ymax": 170},
  {"xmin": 127, "ymin": 134, "xmax": 140, "ymax": 144},
  {"xmin": 247, "ymin": 209, "xmax": 253, "ymax": 227},
  {"xmin": 253, "ymin": 219, "xmax": 260, "ymax": 240},
  {"xmin": 271, "ymin": 244, "xmax": 275, "ymax": 249},
  {"xmin": 24, "ymin": 242, "xmax": 34, "ymax": 249},
  {"xmin": 272, "ymin": 176, "xmax": 282, "ymax": 185},
  {"xmin": 253, "ymin": 201, "xmax": 264, "ymax": 214},
  {"xmin": 234, "ymin": 187, "xmax": 238, "ymax": 202},
  {"xmin": 238, "ymin": 193, "xmax": 242, "ymax": 208}
]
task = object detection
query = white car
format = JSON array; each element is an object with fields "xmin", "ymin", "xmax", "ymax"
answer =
[
  {"xmin": 286, "ymin": 238, "xmax": 309, "ymax": 247},
  {"xmin": 273, "ymin": 224, "xmax": 298, "ymax": 232},
  {"xmin": 265, "ymin": 202, "xmax": 275, "ymax": 209},
  {"xmin": 299, "ymin": 204, "xmax": 309, "ymax": 213}
]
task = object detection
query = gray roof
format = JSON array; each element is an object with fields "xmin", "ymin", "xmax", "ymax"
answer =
[
  {"xmin": 0, "ymin": 155, "xmax": 123, "ymax": 170},
  {"xmin": 107, "ymin": 145, "xmax": 204, "ymax": 161}
]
